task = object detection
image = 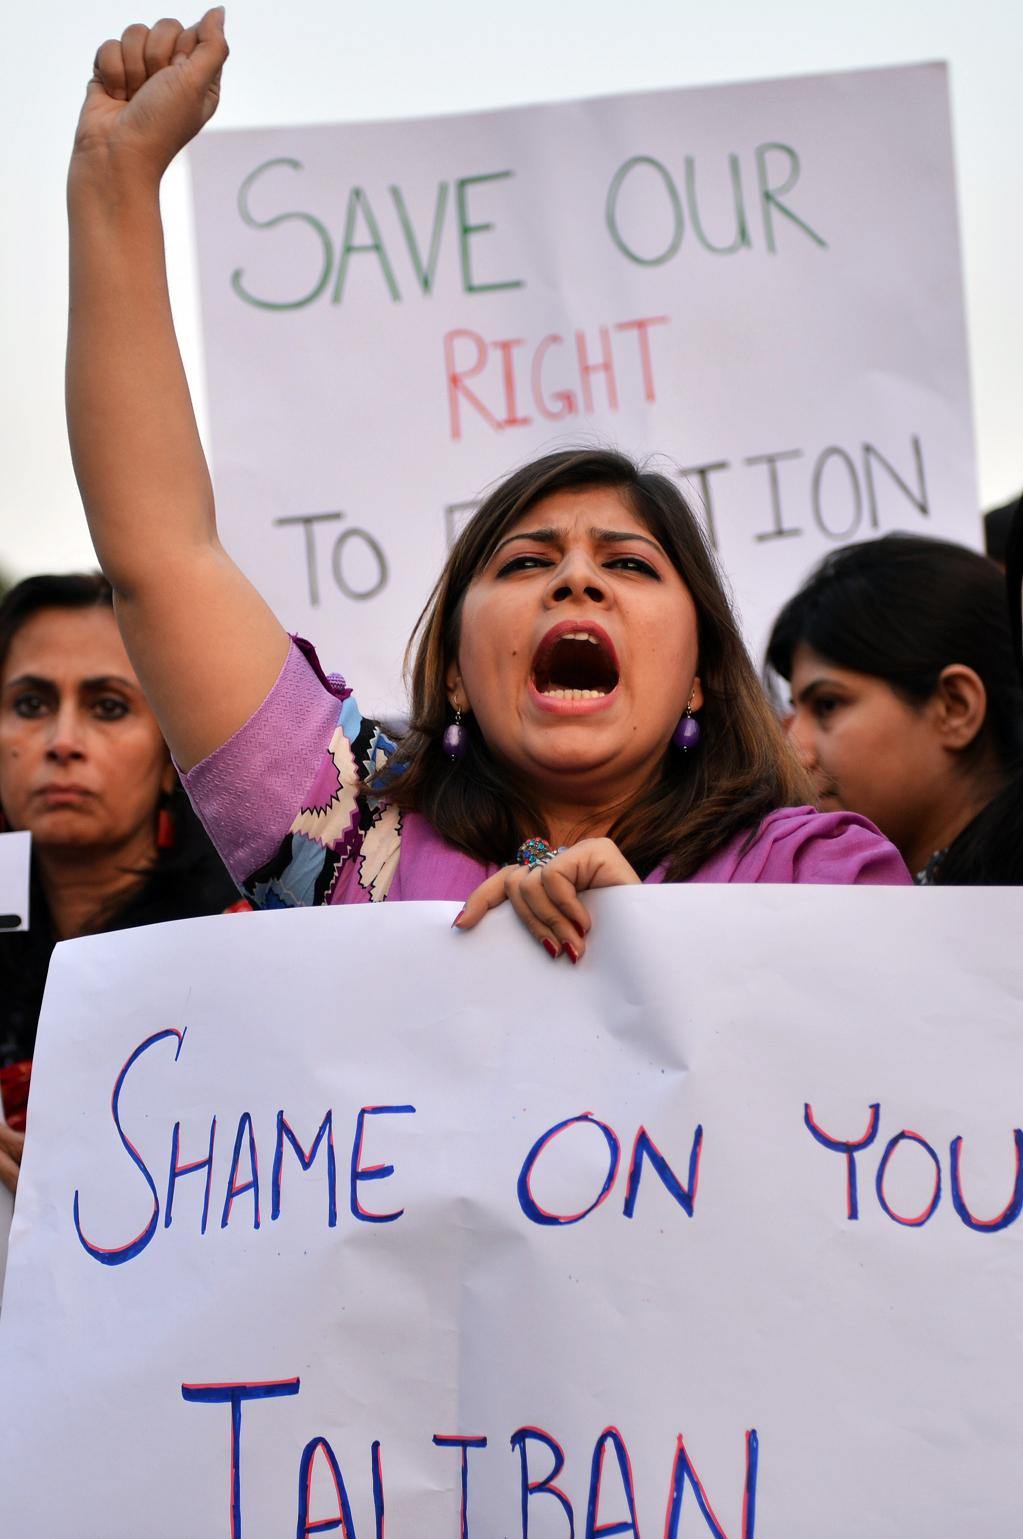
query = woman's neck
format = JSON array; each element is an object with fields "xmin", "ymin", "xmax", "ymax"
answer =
[
  {"xmin": 35, "ymin": 830, "xmax": 157, "ymax": 941},
  {"xmin": 536, "ymin": 792, "xmax": 631, "ymax": 851},
  {"xmin": 904, "ymin": 761, "xmax": 1007, "ymax": 877},
  {"xmin": 532, "ymin": 765, "xmax": 661, "ymax": 851}
]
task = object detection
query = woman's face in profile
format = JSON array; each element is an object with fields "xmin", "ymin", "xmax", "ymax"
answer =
[
  {"xmin": 0, "ymin": 606, "xmax": 172, "ymax": 855},
  {"xmin": 786, "ymin": 643, "xmax": 951, "ymax": 858},
  {"xmin": 449, "ymin": 485, "xmax": 702, "ymax": 806}
]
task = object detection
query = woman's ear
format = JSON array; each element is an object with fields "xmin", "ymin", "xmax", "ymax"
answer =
[
  {"xmin": 445, "ymin": 660, "xmax": 467, "ymax": 713},
  {"xmin": 160, "ymin": 759, "xmax": 178, "ymax": 799},
  {"xmin": 689, "ymin": 674, "xmax": 704, "ymax": 713},
  {"xmin": 932, "ymin": 665, "xmax": 987, "ymax": 751}
]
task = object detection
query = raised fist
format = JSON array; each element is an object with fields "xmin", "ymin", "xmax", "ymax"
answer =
[{"xmin": 74, "ymin": 9, "xmax": 228, "ymax": 179}]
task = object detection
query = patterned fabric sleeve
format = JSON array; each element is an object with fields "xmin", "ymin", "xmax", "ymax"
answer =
[{"xmin": 181, "ymin": 637, "xmax": 403, "ymax": 909}]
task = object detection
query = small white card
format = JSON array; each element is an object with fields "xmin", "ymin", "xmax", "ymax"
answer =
[{"xmin": 0, "ymin": 829, "xmax": 31, "ymax": 933}]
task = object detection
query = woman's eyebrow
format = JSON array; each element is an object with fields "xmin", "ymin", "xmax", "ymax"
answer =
[
  {"xmin": 3, "ymin": 673, "xmax": 139, "ymax": 692},
  {"xmin": 3, "ymin": 673, "xmax": 56, "ymax": 693},
  {"xmin": 795, "ymin": 676, "xmax": 840, "ymax": 705},
  {"xmin": 491, "ymin": 527, "xmax": 562, "ymax": 557},
  {"xmin": 490, "ymin": 526, "xmax": 664, "ymax": 558},
  {"xmin": 80, "ymin": 675, "xmax": 139, "ymax": 692},
  {"xmin": 590, "ymin": 527, "xmax": 663, "ymax": 552}
]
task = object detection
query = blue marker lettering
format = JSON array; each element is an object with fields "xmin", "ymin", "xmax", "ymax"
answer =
[
  {"xmin": 875, "ymin": 1130, "xmax": 941, "ymax": 1227},
  {"xmin": 296, "ymin": 1435, "xmax": 357, "ymax": 1538},
  {"xmin": 433, "ymin": 1434, "xmax": 487, "ymax": 1539},
  {"xmin": 511, "ymin": 1425, "xmax": 574, "ymax": 1537},
  {"xmin": 518, "ymin": 1113, "xmax": 621, "ymax": 1226},
  {"xmin": 371, "ymin": 1440, "xmax": 385, "ymax": 1538},
  {"xmin": 585, "ymin": 1427, "xmax": 639, "ymax": 1539},
  {"xmin": 803, "ymin": 1102, "xmax": 880, "ymax": 1219},
  {"xmin": 950, "ymin": 1129, "xmax": 1023, "ymax": 1232},
  {"xmin": 221, "ymin": 1112, "xmax": 262, "ymax": 1230},
  {"xmin": 623, "ymin": 1124, "xmax": 703, "ymax": 1219},
  {"xmin": 663, "ymin": 1429, "xmax": 759, "ymax": 1539},
  {"xmin": 349, "ymin": 1105, "xmax": 415, "ymax": 1223},
  {"xmin": 182, "ymin": 1377, "xmax": 300, "ymax": 1539},
  {"xmin": 165, "ymin": 1116, "xmax": 217, "ymax": 1233},
  {"xmin": 272, "ymin": 1110, "xmax": 337, "ymax": 1226},
  {"xmin": 73, "ymin": 1027, "xmax": 185, "ymax": 1266}
]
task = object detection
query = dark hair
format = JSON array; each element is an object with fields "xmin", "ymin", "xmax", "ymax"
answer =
[
  {"xmin": 0, "ymin": 572, "xmax": 238, "ymax": 1066},
  {"xmin": 766, "ymin": 534, "xmax": 1023, "ymax": 884},
  {"xmin": 382, "ymin": 448, "xmax": 810, "ymax": 880},
  {"xmin": 1005, "ymin": 492, "xmax": 1023, "ymax": 682},
  {"xmin": 984, "ymin": 493, "xmax": 1021, "ymax": 566},
  {"xmin": 0, "ymin": 570, "xmax": 115, "ymax": 664}
]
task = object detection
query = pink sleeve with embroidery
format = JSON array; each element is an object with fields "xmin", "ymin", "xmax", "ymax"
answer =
[{"xmin": 181, "ymin": 639, "xmax": 402, "ymax": 906}]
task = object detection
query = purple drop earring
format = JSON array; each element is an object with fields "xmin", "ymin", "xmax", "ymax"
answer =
[
  {"xmin": 672, "ymin": 695, "xmax": 701, "ymax": 752},
  {"xmin": 443, "ymin": 706, "xmax": 468, "ymax": 760}
]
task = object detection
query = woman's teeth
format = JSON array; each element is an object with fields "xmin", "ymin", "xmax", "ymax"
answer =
[
  {"xmin": 540, "ymin": 687, "xmax": 608, "ymax": 699},
  {"xmin": 532, "ymin": 631, "xmax": 618, "ymax": 698}
]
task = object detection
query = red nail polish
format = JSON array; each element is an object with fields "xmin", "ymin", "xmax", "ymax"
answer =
[
  {"xmin": 451, "ymin": 908, "xmax": 466, "ymax": 928},
  {"xmin": 565, "ymin": 942, "xmax": 580, "ymax": 964},
  {"xmin": 542, "ymin": 937, "xmax": 560, "ymax": 960}
]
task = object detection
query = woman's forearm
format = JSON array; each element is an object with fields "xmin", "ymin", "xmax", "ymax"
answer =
[
  {"xmin": 67, "ymin": 154, "xmax": 217, "ymax": 597},
  {"xmin": 63, "ymin": 13, "xmax": 289, "ymax": 770}
]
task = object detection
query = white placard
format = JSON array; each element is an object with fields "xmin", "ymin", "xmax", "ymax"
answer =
[
  {"xmin": 0, "ymin": 1183, "xmax": 12, "ymax": 1304},
  {"xmin": 1, "ymin": 887, "xmax": 1021, "ymax": 1536},
  {"xmin": 0, "ymin": 829, "xmax": 30, "ymax": 933},
  {"xmin": 190, "ymin": 63, "xmax": 978, "ymax": 714}
]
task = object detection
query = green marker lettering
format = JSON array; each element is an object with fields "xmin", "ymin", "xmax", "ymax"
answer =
[
  {"xmin": 684, "ymin": 153, "xmax": 751, "ymax": 255},
  {"xmin": 455, "ymin": 171, "xmax": 524, "ymax": 295},
  {"xmin": 390, "ymin": 182, "xmax": 449, "ymax": 295},
  {"xmin": 756, "ymin": 143, "xmax": 828, "ymax": 254},
  {"xmin": 333, "ymin": 187, "xmax": 401, "ymax": 304},
  {"xmin": 230, "ymin": 158, "xmax": 334, "ymax": 311}
]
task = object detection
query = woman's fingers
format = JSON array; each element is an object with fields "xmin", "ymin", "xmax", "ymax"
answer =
[
  {"xmin": 0, "ymin": 1123, "xmax": 24, "ymax": 1196},
  {"xmin": 180, "ymin": 9, "xmax": 229, "ymax": 129},
  {"xmin": 538, "ymin": 864, "xmax": 592, "ymax": 940},
  {"xmin": 453, "ymin": 868, "xmax": 511, "ymax": 930},
  {"xmin": 144, "ymin": 17, "xmax": 186, "ymax": 77},
  {"xmin": 456, "ymin": 839, "xmax": 641, "ymax": 961},
  {"xmin": 513, "ymin": 871, "xmax": 589, "ymax": 959},
  {"xmin": 192, "ymin": 8, "xmax": 229, "ymax": 84},
  {"xmin": 0, "ymin": 1152, "xmax": 19, "ymax": 1196},
  {"xmin": 507, "ymin": 878, "xmax": 582, "ymax": 962},
  {"xmin": 456, "ymin": 865, "xmax": 587, "ymax": 960},
  {"xmin": 172, "ymin": 21, "xmax": 200, "ymax": 61},
  {"xmin": 120, "ymin": 23, "xmax": 151, "ymax": 96},
  {"xmin": 93, "ymin": 38, "xmax": 128, "ymax": 101}
]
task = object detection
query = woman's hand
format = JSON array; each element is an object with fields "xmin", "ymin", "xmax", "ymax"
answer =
[
  {"xmin": 0, "ymin": 1121, "xmax": 24, "ymax": 1197},
  {"xmin": 454, "ymin": 837, "xmax": 641, "ymax": 962},
  {"xmin": 74, "ymin": 9, "xmax": 228, "ymax": 182}
]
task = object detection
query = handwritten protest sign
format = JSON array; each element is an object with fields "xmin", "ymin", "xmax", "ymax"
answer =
[
  {"xmin": 0, "ymin": 828, "xmax": 30, "ymax": 933},
  {"xmin": 1, "ymin": 887, "xmax": 1021, "ymax": 1535},
  {"xmin": 189, "ymin": 63, "xmax": 977, "ymax": 713}
]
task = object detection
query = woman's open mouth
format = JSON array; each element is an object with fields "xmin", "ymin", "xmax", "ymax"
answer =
[{"xmin": 530, "ymin": 622, "xmax": 620, "ymax": 705}]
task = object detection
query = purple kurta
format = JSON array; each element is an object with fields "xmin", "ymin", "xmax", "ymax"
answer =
[{"xmin": 183, "ymin": 640, "xmax": 911, "ymax": 906}]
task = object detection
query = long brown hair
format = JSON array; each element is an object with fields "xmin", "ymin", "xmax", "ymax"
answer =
[{"xmin": 383, "ymin": 449, "xmax": 810, "ymax": 879}]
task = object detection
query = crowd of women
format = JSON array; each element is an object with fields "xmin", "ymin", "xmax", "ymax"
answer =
[{"xmin": 1, "ymin": 8, "xmax": 1021, "ymax": 1193}]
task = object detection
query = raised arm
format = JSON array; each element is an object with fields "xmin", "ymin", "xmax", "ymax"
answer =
[{"xmin": 67, "ymin": 9, "xmax": 288, "ymax": 771}]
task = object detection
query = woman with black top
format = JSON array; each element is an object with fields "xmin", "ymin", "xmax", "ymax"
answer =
[
  {"xmin": 0, "ymin": 573, "xmax": 238, "ymax": 1190},
  {"xmin": 767, "ymin": 534, "xmax": 1023, "ymax": 884}
]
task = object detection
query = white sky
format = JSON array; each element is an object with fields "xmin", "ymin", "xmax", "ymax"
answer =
[{"xmin": 2, "ymin": 0, "xmax": 1020, "ymax": 581}]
